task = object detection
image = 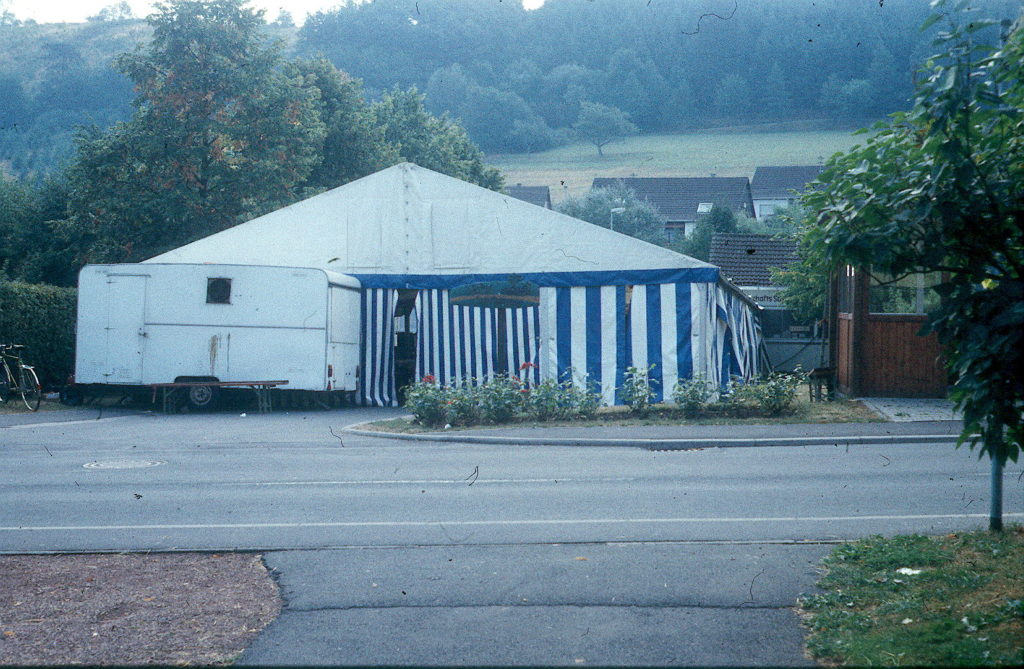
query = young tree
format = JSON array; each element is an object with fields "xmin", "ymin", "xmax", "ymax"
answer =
[
  {"xmin": 557, "ymin": 183, "xmax": 666, "ymax": 246},
  {"xmin": 802, "ymin": 7, "xmax": 1024, "ymax": 530},
  {"xmin": 677, "ymin": 203, "xmax": 738, "ymax": 262},
  {"xmin": 572, "ymin": 101, "xmax": 637, "ymax": 157}
]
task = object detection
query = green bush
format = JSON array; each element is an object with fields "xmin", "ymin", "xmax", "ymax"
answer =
[
  {"xmin": 526, "ymin": 379, "xmax": 575, "ymax": 421},
  {"xmin": 743, "ymin": 370, "xmax": 806, "ymax": 415},
  {"xmin": 478, "ymin": 374, "xmax": 527, "ymax": 423},
  {"xmin": 526, "ymin": 373, "xmax": 600, "ymax": 421},
  {"xmin": 621, "ymin": 364, "xmax": 658, "ymax": 416},
  {"xmin": 0, "ymin": 281, "xmax": 77, "ymax": 389},
  {"xmin": 402, "ymin": 376, "xmax": 448, "ymax": 427},
  {"xmin": 445, "ymin": 381, "xmax": 483, "ymax": 426},
  {"xmin": 669, "ymin": 370, "xmax": 806, "ymax": 419},
  {"xmin": 671, "ymin": 374, "xmax": 716, "ymax": 417}
]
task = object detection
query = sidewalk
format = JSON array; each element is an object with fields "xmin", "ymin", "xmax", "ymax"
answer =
[{"xmin": 346, "ymin": 397, "xmax": 966, "ymax": 450}]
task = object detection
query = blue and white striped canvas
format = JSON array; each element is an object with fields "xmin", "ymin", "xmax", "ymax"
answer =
[
  {"xmin": 539, "ymin": 282, "xmax": 762, "ymax": 405},
  {"xmin": 358, "ymin": 288, "xmax": 398, "ymax": 406},
  {"xmin": 360, "ymin": 281, "xmax": 761, "ymax": 408},
  {"xmin": 415, "ymin": 289, "xmax": 540, "ymax": 387}
]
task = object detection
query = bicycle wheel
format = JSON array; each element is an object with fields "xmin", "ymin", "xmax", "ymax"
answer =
[
  {"xmin": 0, "ymin": 364, "xmax": 12, "ymax": 404},
  {"xmin": 18, "ymin": 366, "xmax": 41, "ymax": 411}
]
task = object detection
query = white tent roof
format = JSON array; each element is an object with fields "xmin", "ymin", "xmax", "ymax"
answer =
[{"xmin": 146, "ymin": 163, "xmax": 715, "ymax": 283}]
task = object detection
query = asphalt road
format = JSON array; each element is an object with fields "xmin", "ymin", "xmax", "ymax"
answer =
[{"xmin": 2, "ymin": 407, "xmax": 1021, "ymax": 665}]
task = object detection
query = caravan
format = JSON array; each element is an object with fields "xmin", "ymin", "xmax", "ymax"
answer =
[{"xmin": 74, "ymin": 263, "xmax": 361, "ymax": 409}]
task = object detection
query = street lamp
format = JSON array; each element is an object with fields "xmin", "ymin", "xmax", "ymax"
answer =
[{"xmin": 609, "ymin": 206, "xmax": 626, "ymax": 231}]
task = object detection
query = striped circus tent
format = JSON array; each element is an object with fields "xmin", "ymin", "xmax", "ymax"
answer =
[{"xmin": 147, "ymin": 163, "xmax": 765, "ymax": 407}]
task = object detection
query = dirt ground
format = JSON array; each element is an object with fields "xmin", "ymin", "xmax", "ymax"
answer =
[{"xmin": 0, "ymin": 552, "xmax": 280, "ymax": 665}]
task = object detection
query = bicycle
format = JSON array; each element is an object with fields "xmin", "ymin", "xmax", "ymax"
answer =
[{"xmin": 0, "ymin": 344, "xmax": 41, "ymax": 411}]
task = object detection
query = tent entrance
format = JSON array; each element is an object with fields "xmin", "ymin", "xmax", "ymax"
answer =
[{"xmin": 394, "ymin": 289, "xmax": 419, "ymax": 402}]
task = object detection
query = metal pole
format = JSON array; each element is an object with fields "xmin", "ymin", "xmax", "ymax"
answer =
[{"xmin": 990, "ymin": 443, "xmax": 1004, "ymax": 532}]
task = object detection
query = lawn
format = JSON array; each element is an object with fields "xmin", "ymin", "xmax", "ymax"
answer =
[
  {"xmin": 800, "ymin": 527, "xmax": 1024, "ymax": 666},
  {"xmin": 488, "ymin": 126, "xmax": 865, "ymax": 203}
]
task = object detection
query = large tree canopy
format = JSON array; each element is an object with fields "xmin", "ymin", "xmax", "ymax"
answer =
[
  {"xmin": 802, "ymin": 7, "xmax": 1023, "ymax": 525},
  {"xmin": 44, "ymin": 0, "xmax": 500, "ymax": 272},
  {"xmin": 372, "ymin": 87, "xmax": 503, "ymax": 191},
  {"xmin": 66, "ymin": 0, "xmax": 325, "ymax": 264}
]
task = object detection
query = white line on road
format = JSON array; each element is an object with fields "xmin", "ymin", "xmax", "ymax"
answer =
[
  {"xmin": 3, "ymin": 512, "xmax": 1021, "ymax": 532},
  {"xmin": 231, "ymin": 478, "xmax": 639, "ymax": 486},
  {"xmin": 3, "ymin": 416, "xmax": 139, "ymax": 430}
]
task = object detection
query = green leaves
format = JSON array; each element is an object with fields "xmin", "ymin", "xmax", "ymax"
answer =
[{"xmin": 800, "ymin": 9, "xmax": 1023, "ymax": 465}]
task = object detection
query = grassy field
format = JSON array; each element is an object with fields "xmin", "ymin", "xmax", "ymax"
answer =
[
  {"xmin": 488, "ymin": 127, "xmax": 865, "ymax": 203},
  {"xmin": 800, "ymin": 528, "xmax": 1024, "ymax": 666}
]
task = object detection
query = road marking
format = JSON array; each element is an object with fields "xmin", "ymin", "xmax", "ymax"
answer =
[
  {"xmin": 3, "ymin": 512, "xmax": 1021, "ymax": 532},
  {"xmin": 3, "ymin": 416, "xmax": 139, "ymax": 430},
  {"xmin": 235, "ymin": 477, "xmax": 638, "ymax": 486}
]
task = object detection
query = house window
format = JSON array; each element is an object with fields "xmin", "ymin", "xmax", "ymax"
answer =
[
  {"xmin": 206, "ymin": 278, "xmax": 232, "ymax": 304},
  {"xmin": 696, "ymin": 202, "xmax": 713, "ymax": 214},
  {"xmin": 868, "ymin": 271, "xmax": 941, "ymax": 314},
  {"xmin": 665, "ymin": 223, "xmax": 687, "ymax": 241},
  {"xmin": 760, "ymin": 203, "xmax": 776, "ymax": 217}
]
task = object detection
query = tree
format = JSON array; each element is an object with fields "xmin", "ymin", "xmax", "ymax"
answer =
[
  {"xmin": 769, "ymin": 207, "xmax": 829, "ymax": 326},
  {"xmin": 88, "ymin": 2, "xmax": 134, "ymax": 22},
  {"xmin": 65, "ymin": 0, "xmax": 325, "ymax": 264},
  {"xmin": 761, "ymin": 62, "xmax": 793, "ymax": 120},
  {"xmin": 372, "ymin": 87, "xmax": 502, "ymax": 190},
  {"xmin": 819, "ymin": 75, "xmax": 874, "ymax": 122},
  {"xmin": 572, "ymin": 101, "xmax": 637, "ymax": 157},
  {"xmin": 677, "ymin": 203, "xmax": 738, "ymax": 262},
  {"xmin": 802, "ymin": 6, "xmax": 1024, "ymax": 531},
  {"xmin": 292, "ymin": 57, "xmax": 397, "ymax": 192},
  {"xmin": 557, "ymin": 183, "xmax": 665, "ymax": 246},
  {"xmin": 713, "ymin": 73, "xmax": 749, "ymax": 121}
]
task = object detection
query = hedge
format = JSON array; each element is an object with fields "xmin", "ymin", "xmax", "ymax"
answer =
[{"xmin": 0, "ymin": 281, "xmax": 77, "ymax": 389}]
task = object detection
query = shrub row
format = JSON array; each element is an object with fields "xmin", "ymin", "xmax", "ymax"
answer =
[
  {"xmin": 0, "ymin": 281, "xmax": 77, "ymax": 389},
  {"xmin": 666, "ymin": 369, "xmax": 806, "ymax": 418},
  {"xmin": 403, "ymin": 366, "xmax": 807, "ymax": 427},
  {"xmin": 403, "ymin": 371, "xmax": 600, "ymax": 427}
]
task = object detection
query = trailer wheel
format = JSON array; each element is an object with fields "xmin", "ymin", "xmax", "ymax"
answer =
[{"xmin": 186, "ymin": 384, "xmax": 219, "ymax": 411}]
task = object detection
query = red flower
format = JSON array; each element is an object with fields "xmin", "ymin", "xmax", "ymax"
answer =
[
  {"xmin": 422, "ymin": 375, "xmax": 436, "ymax": 383},
  {"xmin": 519, "ymin": 362, "xmax": 537, "ymax": 371}
]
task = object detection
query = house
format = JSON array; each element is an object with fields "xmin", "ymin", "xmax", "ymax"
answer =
[
  {"xmin": 591, "ymin": 176, "xmax": 755, "ymax": 239},
  {"xmin": 147, "ymin": 163, "xmax": 765, "ymax": 406},
  {"xmin": 708, "ymin": 233, "xmax": 824, "ymax": 372},
  {"xmin": 750, "ymin": 165, "xmax": 824, "ymax": 219},
  {"xmin": 503, "ymin": 184, "xmax": 552, "ymax": 209}
]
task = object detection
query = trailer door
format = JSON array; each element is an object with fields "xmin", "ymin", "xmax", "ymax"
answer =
[{"xmin": 104, "ymin": 274, "xmax": 148, "ymax": 383}]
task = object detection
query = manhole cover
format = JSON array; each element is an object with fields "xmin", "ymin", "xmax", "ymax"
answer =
[{"xmin": 83, "ymin": 459, "xmax": 167, "ymax": 470}]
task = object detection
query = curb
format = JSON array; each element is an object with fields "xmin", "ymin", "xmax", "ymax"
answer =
[{"xmin": 343, "ymin": 425, "xmax": 963, "ymax": 450}]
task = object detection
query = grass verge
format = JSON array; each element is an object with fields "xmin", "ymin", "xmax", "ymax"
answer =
[
  {"xmin": 357, "ymin": 389, "xmax": 880, "ymax": 433},
  {"xmin": 799, "ymin": 527, "xmax": 1024, "ymax": 667}
]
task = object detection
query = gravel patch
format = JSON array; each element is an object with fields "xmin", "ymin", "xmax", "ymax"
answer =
[{"xmin": 0, "ymin": 553, "xmax": 280, "ymax": 665}]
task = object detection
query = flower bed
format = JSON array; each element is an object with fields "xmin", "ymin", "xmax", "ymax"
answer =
[{"xmin": 402, "ymin": 366, "xmax": 809, "ymax": 428}]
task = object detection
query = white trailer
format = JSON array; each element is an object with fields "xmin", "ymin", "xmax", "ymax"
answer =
[{"xmin": 74, "ymin": 263, "xmax": 361, "ymax": 409}]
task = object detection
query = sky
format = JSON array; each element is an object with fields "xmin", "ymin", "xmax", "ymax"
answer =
[{"xmin": 3, "ymin": 0, "xmax": 544, "ymax": 25}]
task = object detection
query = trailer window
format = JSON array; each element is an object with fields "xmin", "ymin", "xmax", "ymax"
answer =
[{"xmin": 206, "ymin": 278, "xmax": 232, "ymax": 304}]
